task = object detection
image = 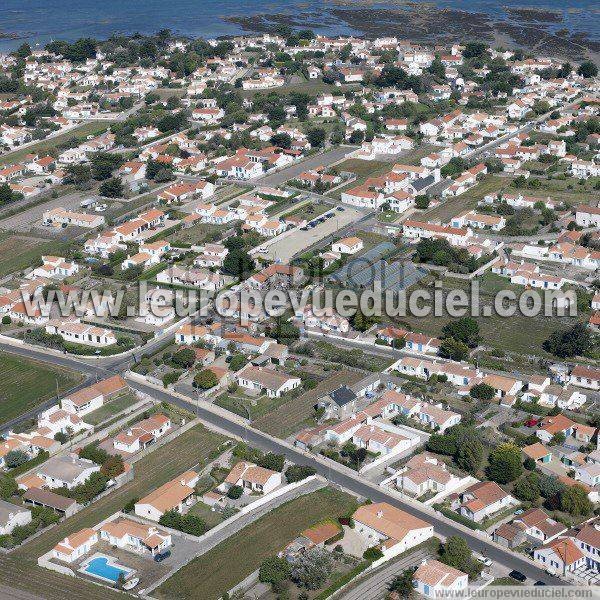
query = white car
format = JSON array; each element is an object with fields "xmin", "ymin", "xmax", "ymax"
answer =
[
  {"xmin": 94, "ymin": 204, "xmax": 107, "ymax": 212},
  {"xmin": 123, "ymin": 577, "xmax": 140, "ymax": 590},
  {"xmin": 473, "ymin": 553, "xmax": 492, "ymax": 567}
]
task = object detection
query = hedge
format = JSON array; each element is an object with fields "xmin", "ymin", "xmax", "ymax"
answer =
[{"xmin": 433, "ymin": 504, "xmax": 481, "ymax": 530}]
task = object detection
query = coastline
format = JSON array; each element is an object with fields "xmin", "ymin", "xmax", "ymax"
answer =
[{"xmin": 225, "ymin": 4, "xmax": 600, "ymax": 63}]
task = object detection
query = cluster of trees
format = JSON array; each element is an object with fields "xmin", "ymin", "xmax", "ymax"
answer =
[
  {"xmin": 0, "ymin": 506, "xmax": 60, "ymax": 549},
  {"xmin": 513, "ymin": 470, "xmax": 593, "ymax": 517},
  {"xmin": 158, "ymin": 509, "xmax": 207, "ymax": 536},
  {"xmin": 232, "ymin": 443, "xmax": 286, "ymax": 472},
  {"xmin": 439, "ymin": 317, "xmax": 480, "ymax": 361},
  {"xmin": 259, "ymin": 547, "xmax": 334, "ymax": 593},
  {"xmin": 414, "ymin": 238, "xmax": 486, "ymax": 273},
  {"xmin": 79, "ymin": 442, "xmax": 125, "ymax": 478},
  {"xmin": 543, "ymin": 322, "xmax": 591, "ymax": 358},
  {"xmin": 426, "ymin": 423, "xmax": 484, "ymax": 475}
]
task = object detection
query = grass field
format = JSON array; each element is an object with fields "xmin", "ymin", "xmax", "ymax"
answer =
[
  {"xmin": 166, "ymin": 222, "xmax": 226, "ymax": 246},
  {"xmin": 0, "ymin": 122, "xmax": 114, "ymax": 166},
  {"xmin": 395, "ymin": 275, "xmax": 586, "ymax": 357},
  {"xmin": 0, "ymin": 424, "xmax": 228, "ymax": 600},
  {"xmin": 0, "ymin": 351, "xmax": 82, "ymax": 425},
  {"xmin": 253, "ymin": 370, "xmax": 364, "ymax": 438},
  {"xmin": 0, "ymin": 232, "xmax": 71, "ymax": 277},
  {"xmin": 156, "ymin": 487, "xmax": 358, "ymax": 600},
  {"xmin": 423, "ymin": 175, "xmax": 505, "ymax": 223},
  {"xmin": 82, "ymin": 392, "xmax": 138, "ymax": 426}
]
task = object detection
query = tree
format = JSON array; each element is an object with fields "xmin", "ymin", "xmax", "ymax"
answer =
[
  {"xmin": 259, "ymin": 556, "xmax": 292, "ymax": 585},
  {"xmin": 487, "ymin": 443, "xmax": 523, "ymax": 484},
  {"xmin": 550, "ymin": 432, "xmax": 566, "ymax": 446},
  {"xmin": 4, "ymin": 450, "xmax": 29, "ymax": 469},
  {"xmin": 578, "ymin": 61, "xmax": 598, "ymax": 78},
  {"xmin": 513, "ymin": 473, "xmax": 540, "ymax": 502},
  {"xmin": 272, "ymin": 320, "xmax": 300, "ymax": 345},
  {"xmin": 222, "ymin": 248, "xmax": 255, "ymax": 279},
  {"xmin": 292, "ymin": 547, "xmax": 334, "ymax": 589},
  {"xmin": 229, "ymin": 354, "xmax": 247, "ymax": 372},
  {"xmin": 454, "ymin": 434, "xmax": 484, "ymax": 475},
  {"xmin": 98, "ymin": 177, "xmax": 124, "ymax": 198},
  {"xmin": 100, "ymin": 454, "xmax": 125, "ymax": 478},
  {"xmin": 270, "ymin": 133, "xmax": 292, "ymax": 149},
  {"xmin": 560, "ymin": 484, "xmax": 593, "ymax": 516},
  {"xmin": 363, "ymin": 547, "xmax": 384, "ymax": 561},
  {"xmin": 441, "ymin": 318, "xmax": 480, "ymax": 347},
  {"xmin": 426, "ymin": 432, "xmax": 457, "ymax": 456},
  {"xmin": 115, "ymin": 572, "xmax": 126, "ymax": 590},
  {"xmin": 258, "ymin": 452, "xmax": 285, "ymax": 472},
  {"xmin": 523, "ymin": 457, "xmax": 536, "ymax": 471},
  {"xmin": 194, "ymin": 369, "xmax": 218, "ymax": 390},
  {"xmin": 0, "ymin": 475, "xmax": 17, "ymax": 500},
  {"xmin": 285, "ymin": 465, "xmax": 316, "ymax": 483},
  {"xmin": 415, "ymin": 195, "xmax": 430, "ymax": 209},
  {"xmin": 439, "ymin": 338, "xmax": 469, "ymax": 362},
  {"xmin": 439, "ymin": 536, "xmax": 481, "ymax": 579},
  {"xmin": 389, "ymin": 568, "xmax": 416, "ymax": 598},
  {"xmin": 469, "ymin": 383, "xmax": 495, "ymax": 401},
  {"xmin": 307, "ymin": 127, "xmax": 327, "ymax": 148},
  {"xmin": 172, "ymin": 347, "xmax": 196, "ymax": 368},
  {"xmin": 543, "ymin": 323, "xmax": 591, "ymax": 358},
  {"xmin": 227, "ymin": 484, "xmax": 243, "ymax": 499}
]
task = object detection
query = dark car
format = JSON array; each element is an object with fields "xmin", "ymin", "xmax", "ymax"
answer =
[
  {"xmin": 154, "ymin": 550, "xmax": 171, "ymax": 563},
  {"xmin": 509, "ymin": 570, "xmax": 527, "ymax": 582},
  {"xmin": 337, "ymin": 206, "xmax": 345, "ymax": 211},
  {"xmin": 534, "ymin": 581, "xmax": 547, "ymax": 586}
]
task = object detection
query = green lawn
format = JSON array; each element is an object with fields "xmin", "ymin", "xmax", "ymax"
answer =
[
  {"xmin": 14, "ymin": 424, "xmax": 227, "ymax": 558},
  {"xmin": 167, "ymin": 222, "xmax": 226, "ymax": 247},
  {"xmin": 422, "ymin": 175, "xmax": 505, "ymax": 222},
  {"xmin": 214, "ymin": 391, "xmax": 294, "ymax": 422},
  {"xmin": 156, "ymin": 487, "xmax": 358, "ymax": 600},
  {"xmin": 0, "ymin": 232, "xmax": 72, "ymax": 277},
  {"xmin": 0, "ymin": 351, "xmax": 82, "ymax": 425},
  {"xmin": 0, "ymin": 424, "xmax": 228, "ymax": 600},
  {"xmin": 82, "ymin": 392, "xmax": 139, "ymax": 425},
  {"xmin": 393, "ymin": 276, "xmax": 586, "ymax": 357},
  {"xmin": 0, "ymin": 122, "xmax": 114, "ymax": 166},
  {"xmin": 253, "ymin": 370, "xmax": 365, "ymax": 438},
  {"xmin": 187, "ymin": 501, "xmax": 226, "ymax": 529}
]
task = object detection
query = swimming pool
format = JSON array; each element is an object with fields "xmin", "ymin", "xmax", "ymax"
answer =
[{"xmin": 82, "ymin": 555, "xmax": 133, "ymax": 583}]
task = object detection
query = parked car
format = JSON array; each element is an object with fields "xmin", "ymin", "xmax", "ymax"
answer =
[
  {"xmin": 534, "ymin": 581, "xmax": 547, "ymax": 586},
  {"xmin": 474, "ymin": 554, "xmax": 492, "ymax": 568},
  {"xmin": 154, "ymin": 550, "xmax": 171, "ymax": 563},
  {"xmin": 509, "ymin": 570, "xmax": 527, "ymax": 582},
  {"xmin": 525, "ymin": 418, "xmax": 539, "ymax": 427}
]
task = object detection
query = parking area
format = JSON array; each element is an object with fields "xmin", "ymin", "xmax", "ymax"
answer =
[{"xmin": 254, "ymin": 205, "xmax": 364, "ymax": 262}]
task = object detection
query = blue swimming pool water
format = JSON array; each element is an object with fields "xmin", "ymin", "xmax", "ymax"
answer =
[{"xmin": 84, "ymin": 557, "xmax": 129, "ymax": 582}]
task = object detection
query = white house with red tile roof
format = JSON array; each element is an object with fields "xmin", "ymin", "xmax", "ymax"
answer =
[
  {"xmin": 113, "ymin": 413, "xmax": 171, "ymax": 454},
  {"xmin": 218, "ymin": 461, "xmax": 282, "ymax": 496},
  {"xmin": 453, "ymin": 481, "xmax": 515, "ymax": 523},
  {"xmin": 52, "ymin": 528, "xmax": 98, "ymax": 563},
  {"xmin": 413, "ymin": 559, "xmax": 468, "ymax": 598},
  {"xmin": 353, "ymin": 502, "xmax": 434, "ymax": 559},
  {"xmin": 534, "ymin": 538, "xmax": 585, "ymax": 574},
  {"xmin": 135, "ymin": 471, "xmax": 199, "ymax": 522}
]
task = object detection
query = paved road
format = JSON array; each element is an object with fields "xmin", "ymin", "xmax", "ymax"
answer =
[
  {"xmin": 340, "ymin": 547, "xmax": 434, "ymax": 600},
  {"xmin": 125, "ymin": 378, "xmax": 566, "ymax": 586},
  {"xmin": 0, "ymin": 342, "xmax": 568, "ymax": 587},
  {"xmin": 253, "ymin": 146, "xmax": 353, "ymax": 188}
]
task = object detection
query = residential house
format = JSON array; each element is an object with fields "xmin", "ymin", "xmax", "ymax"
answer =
[
  {"xmin": 413, "ymin": 560, "xmax": 468, "ymax": 598},
  {"xmin": 236, "ymin": 365, "xmax": 301, "ymax": 398},
  {"xmin": 453, "ymin": 481, "xmax": 514, "ymax": 523},
  {"xmin": 135, "ymin": 471, "xmax": 199, "ymax": 522},
  {"xmin": 218, "ymin": 461, "xmax": 282, "ymax": 496},
  {"xmin": 353, "ymin": 502, "xmax": 434, "ymax": 559}
]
